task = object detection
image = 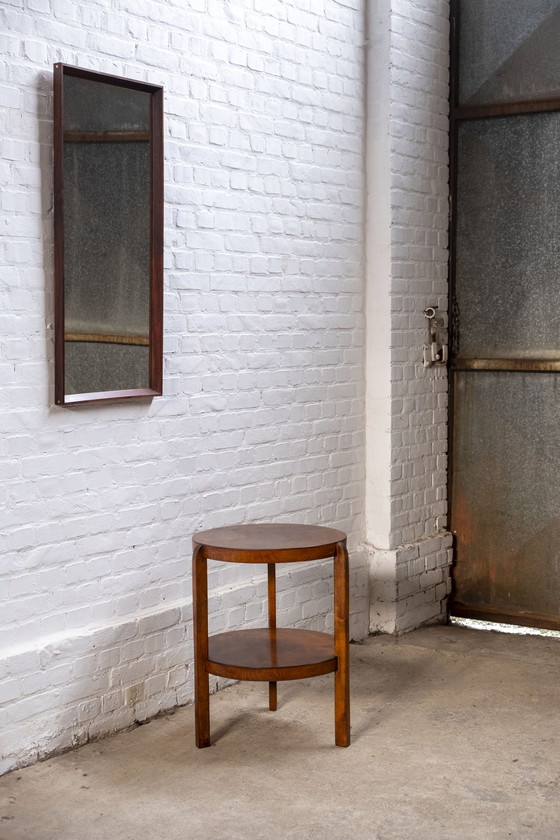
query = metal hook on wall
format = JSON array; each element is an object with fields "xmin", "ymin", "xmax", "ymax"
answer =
[{"xmin": 422, "ymin": 306, "xmax": 448, "ymax": 367}]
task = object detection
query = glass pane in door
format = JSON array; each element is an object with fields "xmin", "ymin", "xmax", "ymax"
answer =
[
  {"xmin": 455, "ymin": 112, "xmax": 560, "ymax": 360},
  {"xmin": 452, "ymin": 371, "xmax": 560, "ymax": 621},
  {"xmin": 458, "ymin": 0, "xmax": 560, "ymax": 106}
]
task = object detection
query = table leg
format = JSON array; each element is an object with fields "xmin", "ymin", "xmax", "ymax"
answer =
[
  {"xmin": 192, "ymin": 544, "xmax": 210, "ymax": 748},
  {"xmin": 334, "ymin": 541, "xmax": 350, "ymax": 746},
  {"xmin": 268, "ymin": 563, "xmax": 277, "ymax": 711}
]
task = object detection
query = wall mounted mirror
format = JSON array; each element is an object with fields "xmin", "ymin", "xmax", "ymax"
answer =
[{"xmin": 54, "ymin": 64, "xmax": 163, "ymax": 405}]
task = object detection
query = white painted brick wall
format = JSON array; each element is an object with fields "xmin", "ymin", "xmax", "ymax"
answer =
[
  {"xmin": 365, "ymin": 0, "xmax": 451, "ymax": 633},
  {"xmin": 0, "ymin": 0, "xmax": 368, "ymax": 775},
  {"xmin": 389, "ymin": 0, "xmax": 449, "ymax": 546}
]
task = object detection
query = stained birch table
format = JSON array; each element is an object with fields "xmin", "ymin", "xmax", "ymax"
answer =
[{"xmin": 192, "ymin": 523, "xmax": 350, "ymax": 747}]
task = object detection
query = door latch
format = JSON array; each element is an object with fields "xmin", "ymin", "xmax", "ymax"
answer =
[{"xmin": 422, "ymin": 306, "xmax": 448, "ymax": 367}]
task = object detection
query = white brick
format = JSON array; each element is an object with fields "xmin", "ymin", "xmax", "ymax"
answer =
[
  {"xmin": 0, "ymin": 0, "xmax": 368, "ymax": 773},
  {"xmin": 366, "ymin": 0, "xmax": 451, "ymax": 635},
  {"xmin": 0, "ymin": 0, "xmax": 453, "ymax": 778}
]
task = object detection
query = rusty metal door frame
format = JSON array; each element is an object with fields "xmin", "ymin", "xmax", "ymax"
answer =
[{"xmin": 448, "ymin": 0, "xmax": 560, "ymax": 630}]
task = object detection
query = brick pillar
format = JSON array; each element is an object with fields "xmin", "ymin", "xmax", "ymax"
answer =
[{"xmin": 365, "ymin": 0, "xmax": 452, "ymax": 634}]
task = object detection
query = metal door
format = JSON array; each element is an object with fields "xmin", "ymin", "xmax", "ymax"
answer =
[{"xmin": 449, "ymin": 0, "xmax": 560, "ymax": 629}]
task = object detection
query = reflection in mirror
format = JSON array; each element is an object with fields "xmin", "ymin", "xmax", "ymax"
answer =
[{"xmin": 54, "ymin": 65, "xmax": 163, "ymax": 405}]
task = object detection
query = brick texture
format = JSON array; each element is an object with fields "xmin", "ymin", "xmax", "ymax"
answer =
[
  {"xmin": 0, "ymin": 0, "xmax": 368, "ymax": 775},
  {"xmin": 365, "ymin": 0, "xmax": 451, "ymax": 633}
]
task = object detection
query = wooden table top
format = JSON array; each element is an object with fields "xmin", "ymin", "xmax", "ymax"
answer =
[{"xmin": 193, "ymin": 523, "xmax": 347, "ymax": 557}]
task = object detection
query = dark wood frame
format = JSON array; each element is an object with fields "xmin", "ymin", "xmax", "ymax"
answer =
[{"xmin": 53, "ymin": 64, "xmax": 164, "ymax": 406}]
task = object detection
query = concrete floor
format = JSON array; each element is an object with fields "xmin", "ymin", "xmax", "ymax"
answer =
[{"xmin": 1, "ymin": 624, "xmax": 560, "ymax": 840}]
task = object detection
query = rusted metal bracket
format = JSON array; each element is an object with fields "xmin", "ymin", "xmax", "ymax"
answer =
[{"xmin": 422, "ymin": 306, "xmax": 448, "ymax": 367}]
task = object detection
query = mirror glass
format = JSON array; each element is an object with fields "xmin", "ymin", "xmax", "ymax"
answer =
[{"xmin": 54, "ymin": 65, "xmax": 163, "ymax": 404}]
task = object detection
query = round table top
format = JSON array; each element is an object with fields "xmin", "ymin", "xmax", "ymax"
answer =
[{"xmin": 193, "ymin": 523, "xmax": 346, "ymax": 562}]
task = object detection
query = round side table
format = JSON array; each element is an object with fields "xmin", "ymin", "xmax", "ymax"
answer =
[{"xmin": 192, "ymin": 523, "xmax": 350, "ymax": 747}]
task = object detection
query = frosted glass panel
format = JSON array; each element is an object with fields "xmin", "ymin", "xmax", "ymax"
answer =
[
  {"xmin": 65, "ymin": 343, "xmax": 149, "ymax": 395},
  {"xmin": 459, "ymin": 0, "xmax": 560, "ymax": 106},
  {"xmin": 63, "ymin": 143, "xmax": 150, "ymax": 338},
  {"xmin": 452, "ymin": 372, "xmax": 560, "ymax": 619},
  {"xmin": 64, "ymin": 75, "xmax": 150, "ymax": 133},
  {"xmin": 455, "ymin": 113, "xmax": 560, "ymax": 359}
]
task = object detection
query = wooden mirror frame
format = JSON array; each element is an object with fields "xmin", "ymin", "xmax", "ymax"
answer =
[{"xmin": 53, "ymin": 64, "xmax": 163, "ymax": 405}]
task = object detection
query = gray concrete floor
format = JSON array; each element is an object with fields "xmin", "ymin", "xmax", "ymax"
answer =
[{"xmin": 1, "ymin": 624, "xmax": 560, "ymax": 840}]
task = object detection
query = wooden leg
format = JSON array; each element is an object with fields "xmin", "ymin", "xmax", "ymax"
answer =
[
  {"xmin": 334, "ymin": 541, "xmax": 350, "ymax": 746},
  {"xmin": 268, "ymin": 563, "xmax": 277, "ymax": 711},
  {"xmin": 268, "ymin": 681, "xmax": 277, "ymax": 712},
  {"xmin": 193, "ymin": 544, "xmax": 211, "ymax": 747}
]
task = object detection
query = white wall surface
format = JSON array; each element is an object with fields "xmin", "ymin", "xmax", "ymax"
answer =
[
  {"xmin": 365, "ymin": 0, "xmax": 452, "ymax": 633},
  {"xmin": 0, "ymin": 0, "xmax": 368, "ymax": 774}
]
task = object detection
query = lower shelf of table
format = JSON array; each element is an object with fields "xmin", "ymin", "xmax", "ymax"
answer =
[{"xmin": 206, "ymin": 628, "xmax": 338, "ymax": 681}]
